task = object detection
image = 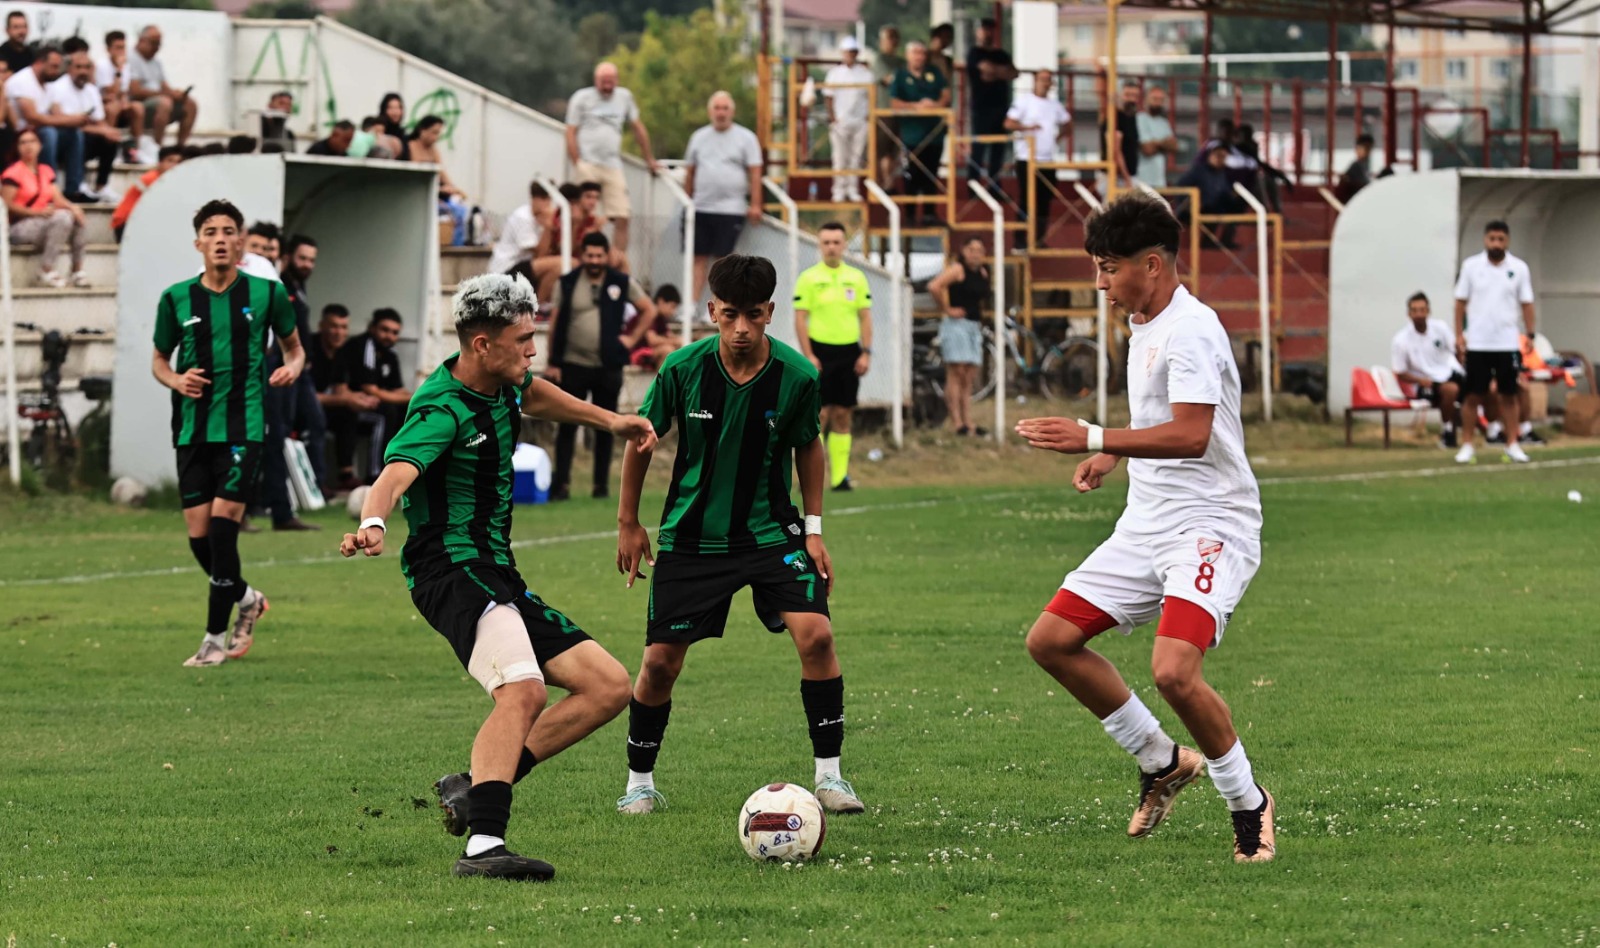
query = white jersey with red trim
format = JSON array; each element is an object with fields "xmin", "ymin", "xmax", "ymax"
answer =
[{"xmin": 1116, "ymin": 285, "xmax": 1261, "ymax": 540}]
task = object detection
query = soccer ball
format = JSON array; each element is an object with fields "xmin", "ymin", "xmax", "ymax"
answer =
[
  {"xmin": 346, "ymin": 485, "xmax": 371, "ymax": 520},
  {"xmin": 737, "ymin": 783, "xmax": 826, "ymax": 862},
  {"xmin": 109, "ymin": 476, "xmax": 148, "ymax": 508}
]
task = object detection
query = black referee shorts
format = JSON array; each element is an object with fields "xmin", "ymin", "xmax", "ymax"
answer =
[
  {"xmin": 811, "ymin": 341, "xmax": 862, "ymax": 408},
  {"xmin": 1465, "ymin": 350, "xmax": 1521, "ymax": 397},
  {"xmin": 176, "ymin": 442, "xmax": 264, "ymax": 508}
]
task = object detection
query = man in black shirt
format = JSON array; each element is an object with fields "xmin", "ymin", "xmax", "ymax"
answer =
[
  {"xmin": 1, "ymin": 11, "xmax": 31, "ymax": 73},
  {"xmin": 335, "ymin": 308, "xmax": 411, "ymax": 480},
  {"xmin": 313, "ymin": 303, "xmax": 381, "ymax": 490},
  {"xmin": 1100, "ymin": 81, "xmax": 1141, "ymax": 187},
  {"xmin": 965, "ymin": 17, "xmax": 1016, "ymax": 193},
  {"xmin": 258, "ymin": 234, "xmax": 325, "ymax": 527},
  {"xmin": 306, "ymin": 120, "xmax": 354, "ymax": 157}
]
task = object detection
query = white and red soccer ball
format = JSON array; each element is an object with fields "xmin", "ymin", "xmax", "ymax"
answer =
[{"xmin": 738, "ymin": 782, "xmax": 826, "ymax": 862}]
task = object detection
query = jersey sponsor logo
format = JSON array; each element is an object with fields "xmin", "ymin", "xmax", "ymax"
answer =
[
  {"xmin": 689, "ymin": 409, "xmax": 714, "ymax": 420},
  {"xmin": 788, "ymin": 523, "xmax": 802, "ymax": 535},
  {"xmin": 784, "ymin": 551, "xmax": 809, "ymax": 572},
  {"xmin": 183, "ymin": 316, "xmax": 202, "ymax": 327},
  {"xmin": 669, "ymin": 620, "xmax": 694, "ymax": 631},
  {"xmin": 462, "ymin": 432, "xmax": 488, "ymax": 448},
  {"xmin": 1196, "ymin": 538, "xmax": 1224, "ymax": 564}
]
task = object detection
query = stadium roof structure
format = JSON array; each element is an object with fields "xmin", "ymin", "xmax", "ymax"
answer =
[{"xmin": 1110, "ymin": 0, "xmax": 1600, "ymax": 38}]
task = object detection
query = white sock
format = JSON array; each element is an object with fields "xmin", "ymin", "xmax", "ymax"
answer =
[
  {"xmin": 202, "ymin": 632, "xmax": 226, "ymax": 651},
  {"xmin": 1206, "ymin": 740, "xmax": 1264, "ymax": 811},
  {"xmin": 627, "ymin": 769, "xmax": 655, "ymax": 791},
  {"xmin": 464, "ymin": 834, "xmax": 503, "ymax": 857},
  {"xmin": 1487, "ymin": 420, "xmax": 1504, "ymax": 438},
  {"xmin": 1101, "ymin": 694, "xmax": 1177, "ymax": 774},
  {"xmin": 1442, "ymin": 421, "xmax": 1454, "ymax": 433},
  {"xmin": 814, "ymin": 757, "xmax": 841, "ymax": 784},
  {"xmin": 1518, "ymin": 420, "xmax": 1533, "ymax": 436}
]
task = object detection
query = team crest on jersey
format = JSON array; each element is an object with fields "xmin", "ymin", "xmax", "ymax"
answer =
[
  {"xmin": 1145, "ymin": 345, "xmax": 1159, "ymax": 376},
  {"xmin": 241, "ymin": 307, "xmax": 254, "ymax": 322},
  {"xmin": 844, "ymin": 288, "xmax": 856, "ymax": 301},
  {"xmin": 1196, "ymin": 538, "xmax": 1224, "ymax": 564},
  {"xmin": 765, "ymin": 409, "xmax": 778, "ymax": 430},
  {"xmin": 607, "ymin": 284, "xmax": 622, "ymax": 301}
]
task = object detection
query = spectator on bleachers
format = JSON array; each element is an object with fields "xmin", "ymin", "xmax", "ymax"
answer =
[
  {"xmin": 6, "ymin": 46, "xmax": 79, "ymax": 175},
  {"xmin": 683, "ymin": 90, "xmax": 763, "ymax": 302},
  {"xmin": 1234, "ymin": 123, "xmax": 1292, "ymax": 212},
  {"xmin": 128, "ymin": 26, "xmax": 198, "ymax": 156},
  {"xmin": 350, "ymin": 117, "xmax": 393, "ymax": 159},
  {"xmin": 928, "ymin": 23, "xmax": 956, "ymax": 82},
  {"xmin": 256, "ymin": 90, "xmax": 295, "ymax": 153},
  {"xmin": 95, "ymin": 30, "xmax": 142, "ymax": 164},
  {"xmin": 311, "ymin": 303, "xmax": 381, "ymax": 490},
  {"xmin": 1005, "ymin": 69, "xmax": 1069, "ymax": 250},
  {"xmin": 256, "ymin": 233, "xmax": 325, "ymax": 529},
  {"xmin": 0, "ymin": 61, "xmax": 16, "ymax": 165},
  {"xmin": 623, "ymin": 283, "xmax": 682, "ymax": 369},
  {"xmin": 487, "ymin": 179, "xmax": 565, "ymax": 301},
  {"xmin": 565, "ymin": 60, "xmax": 656, "ymax": 256},
  {"xmin": 573, "ymin": 180, "xmax": 606, "ymax": 244},
  {"xmin": 872, "ymin": 26, "xmax": 903, "ymax": 194},
  {"xmin": 306, "ymin": 119, "xmax": 354, "ymax": 157},
  {"xmin": 407, "ymin": 114, "xmax": 469, "ymax": 246},
  {"xmin": 336, "ymin": 308, "xmax": 410, "ymax": 470},
  {"xmin": 824, "ymin": 37, "xmax": 872, "ymax": 203},
  {"xmin": 3, "ymin": 127, "xmax": 87, "ymax": 287},
  {"xmin": 377, "ymin": 92, "xmax": 407, "ymax": 159},
  {"xmin": 227, "ymin": 134, "xmax": 257, "ymax": 154},
  {"xmin": 545, "ymin": 231, "xmax": 654, "ymax": 500},
  {"xmin": 1391, "ymin": 290, "xmax": 1465, "ymax": 448},
  {"xmin": 1336, "ymin": 132, "xmax": 1374, "ymax": 204},
  {"xmin": 889, "ymin": 42, "xmax": 949, "ymax": 227},
  {"xmin": 927, "ymin": 235, "xmax": 990, "ymax": 437},
  {"xmin": 47, "ymin": 50, "xmax": 120, "ymax": 203},
  {"xmin": 966, "ymin": 17, "xmax": 1016, "ymax": 193},
  {"xmin": 1178, "ymin": 142, "xmax": 1243, "ymax": 249},
  {"xmin": 244, "ymin": 220, "xmax": 281, "ymax": 275},
  {"xmin": 1135, "ymin": 85, "xmax": 1176, "ymax": 188},
  {"xmin": 110, "ymin": 143, "xmax": 181, "ymax": 242},
  {"xmin": 1099, "ymin": 79, "xmax": 1140, "ymax": 190},
  {"xmin": 1, "ymin": 11, "xmax": 30, "ymax": 73}
]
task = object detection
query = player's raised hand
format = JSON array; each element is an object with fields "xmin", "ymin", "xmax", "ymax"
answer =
[
  {"xmin": 806, "ymin": 534, "xmax": 834, "ymax": 598},
  {"xmin": 340, "ymin": 526, "xmax": 385, "ymax": 558},
  {"xmin": 268, "ymin": 364, "xmax": 299, "ymax": 387},
  {"xmin": 1073, "ymin": 453, "xmax": 1119, "ymax": 493},
  {"xmin": 174, "ymin": 368, "xmax": 210, "ymax": 399},
  {"xmin": 617, "ymin": 521, "xmax": 654, "ymax": 588},
  {"xmin": 1016, "ymin": 416, "xmax": 1091, "ymax": 454},
  {"xmin": 612, "ymin": 415, "xmax": 658, "ymax": 454}
]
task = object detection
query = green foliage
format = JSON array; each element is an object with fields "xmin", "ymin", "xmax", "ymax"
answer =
[
  {"xmin": 576, "ymin": 12, "xmax": 637, "ymax": 72},
  {"xmin": 859, "ymin": 0, "xmax": 933, "ymax": 43},
  {"xmin": 573, "ymin": 0, "xmax": 705, "ymax": 35},
  {"xmin": 1189, "ymin": 17, "xmax": 1386, "ymax": 83},
  {"xmin": 244, "ymin": 0, "xmax": 322, "ymax": 18},
  {"xmin": 609, "ymin": 8, "xmax": 758, "ymax": 160}
]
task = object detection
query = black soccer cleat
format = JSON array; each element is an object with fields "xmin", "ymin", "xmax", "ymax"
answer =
[
  {"xmin": 434, "ymin": 772, "xmax": 472, "ymax": 837},
  {"xmin": 452, "ymin": 845, "xmax": 556, "ymax": 881},
  {"xmin": 832, "ymin": 476, "xmax": 854, "ymax": 492}
]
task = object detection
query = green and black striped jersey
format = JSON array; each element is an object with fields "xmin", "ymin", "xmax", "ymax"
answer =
[
  {"xmin": 152, "ymin": 272, "xmax": 297, "ymax": 446},
  {"xmin": 385, "ymin": 356, "xmax": 534, "ymax": 589},
  {"xmin": 640, "ymin": 335, "xmax": 822, "ymax": 554}
]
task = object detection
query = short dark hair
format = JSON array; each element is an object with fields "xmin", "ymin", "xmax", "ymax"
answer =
[
  {"xmin": 360, "ymin": 115, "xmax": 384, "ymax": 130},
  {"xmin": 7, "ymin": 11, "xmax": 25, "ymax": 24},
  {"xmin": 707, "ymin": 254, "xmax": 777, "ymax": 308},
  {"xmin": 37, "ymin": 43, "xmax": 62, "ymax": 60},
  {"xmin": 332, "ymin": 120, "xmax": 355, "ymax": 133},
  {"xmin": 227, "ymin": 135, "xmax": 258, "ymax": 154},
  {"xmin": 180, "ymin": 145, "xmax": 204, "ymax": 160},
  {"xmin": 410, "ymin": 114, "xmax": 444, "ymax": 138},
  {"xmin": 247, "ymin": 220, "xmax": 281, "ymax": 241},
  {"xmin": 61, "ymin": 36, "xmax": 89, "ymax": 55},
  {"xmin": 1408, "ymin": 291, "xmax": 1429, "ymax": 307},
  {"xmin": 1356, "ymin": 133, "xmax": 1375, "ymax": 147},
  {"xmin": 158, "ymin": 144, "xmax": 184, "ymax": 162},
  {"xmin": 200, "ymin": 143, "xmax": 227, "ymax": 156},
  {"xmin": 961, "ymin": 235, "xmax": 986, "ymax": 251},
  {"xmin": 1084, "ymin": 190, "xmax": 1181, "ymax": 259},
  {"xmin": 578, "ymin": 180, "xmax": 602, "ymax": 196},
  {"xmin": 654, "ymin": 284, "xmax": 682, "ymax": 305},
  {"xmin": 371, "ymin": 307, "xmax": 403, "ymax": 328},
  {"xmin": 260, "ymin": 141, "xmax": 286, "ymax": 154},
  {"xmin": 980, "ymin": 16, "xmax": 997, "ymax": 28},
  {"xmin": 581, "ymin": 231, "xmax": 610, "ymax": 252},
  {"xmin": 321, "ymin": 303, "xmax": 350, "ymax": 319},
  {"xmin": 105, "ymin": 30, "xmax": 125, "ymax": 46},
  {"xmin": 558, "ymin": 182, "xmax": 580, "ymax": 202},
  {"xmin": 529, "ymin": 181, "xmax": 549, "ymax": 200},
  {"xmin": 1485, "ymin": 219, "xmax": 1510, "ymax": 235},
  {"xmin": 193, "ymin": 199, "xmax": 244, "ymax": 234},
  {"xmin": 931, "ymin": 22, "xmax": 954, "ymax": 40},
  {"xmin": 284, "ymin": 234, "xmax": 318, "ymax": 257},
  {"xmin": 818, "ymin": 220, "xmax": 847, "ymax": 237}
]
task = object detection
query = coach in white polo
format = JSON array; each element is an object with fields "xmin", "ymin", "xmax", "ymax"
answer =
[
  {"xmin": 823, "ymin": 37, "xmax": 873, "ymax": 202},
  {"xmin": 1452, "ymin": 219, "xmax": 1534, "ymax": 464}
]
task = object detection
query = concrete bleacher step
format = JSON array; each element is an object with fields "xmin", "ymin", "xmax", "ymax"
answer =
[
  {"xmin": 440, "ymin": 247, "xmax": 492, "ymax": 286},
  {"xmin": 10, "ymin": 245, "xmax": 119, "ymax": 287}
]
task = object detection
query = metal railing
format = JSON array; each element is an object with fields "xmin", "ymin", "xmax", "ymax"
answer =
[
  {"xmin": 966, "ymin": 180, "xmax": 1007, "ymax": 444},
  {"xmin": 1072, "ymin": 183, "xmax": 1109, "ymax": 427},
  {"xmin": 863, "ymin": 179, "xmax": 903, "ymax": 449},
  {"xmin": 1233, "ymin": 182, "xmax": 1273, "ymax": 421}
]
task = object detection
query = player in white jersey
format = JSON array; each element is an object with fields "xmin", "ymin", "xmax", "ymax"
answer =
[{"xmin": 1016, "ymin": 191, "xmax": 1275, "ymax": 864}]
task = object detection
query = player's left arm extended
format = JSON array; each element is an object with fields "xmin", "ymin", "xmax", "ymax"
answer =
[
  {"xmin": 794, "ymin": 436, "xmax": 834, "ymax": 592},
  {"xmin": 521, "ymin": 377, "xmax": 658, "ymax": 451},
  {"xmin": 1016, "ymin": 403, "xmax": 1216, "ymax": 459},
  {"xmin": 269, "ymin": 329, "xmax": 305, "ymax": 387},
  {"xmin": 340, "ymin": 459, "xmax": 421, "ymax": 558}
]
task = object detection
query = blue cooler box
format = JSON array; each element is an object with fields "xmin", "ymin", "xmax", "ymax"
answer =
[{"xmin": 511, "ymin": 444, "xmax": 552, "ymax": 504}]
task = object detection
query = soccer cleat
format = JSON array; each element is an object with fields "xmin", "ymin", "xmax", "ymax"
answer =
[
  {"xmin": 1440, "ymin": 428, "xmax": 1458, "ymax": 449},
  {"xmin": 831, "ymin": 477, "xmax": 854, "ymax": 492},
  {"xmin": 435, "ymin": 772, "xmax": 472, "ymax": 836},
  {"xmin": 1504, "ymin": 444, "xmax": 1531, "ymax": 464},
  {"xmin": 1231, "ymin": 786, "xmax": 1277, "ymax": 863},
  {"xmin": 225, "ymin": 589, "xmax": 269, "ymax": 659},
  {"xmin": 1454, "ymin": 443, "xmax": 1476, "ymax": 465},
  {"xmin": 1127, "ymin": 746, "xmax": 1205, "ymax": 838},
  {"xmin": 1521, "ymin": 429, "xmax": 1548, "ymax": 445},
  {"xmin": 616, "ymin": 786, "xmax": 668, "ymax": 814},
  {"xmin": 814, "ymin": 776, "xmax": 865, "ymax": 814},
  {"xmin": 451, "ymin": 845, "xmax": 555, "ymax": 881},
  {"xmin": 182, "ymin": 641, "xmax": 228, "ymax": 667}
]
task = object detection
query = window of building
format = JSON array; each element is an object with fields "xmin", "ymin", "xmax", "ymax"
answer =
[
  {"xmin": 1397, "ymin": 59, "xmax": 1419, "ymax": 80},
  {"xmin": 1447, "ymin": 58, "xmax": 1468, "ymax": 80},
  {"xmin": 1076, "ymin": 24, "xmax": 1094, "ymax": 43},
  {"xmin": 1491, "ymin": 59, "xmax": 1512, "ymax": 79}
]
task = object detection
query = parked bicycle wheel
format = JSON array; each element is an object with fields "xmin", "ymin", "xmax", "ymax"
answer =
[{"xmin": 1039, "ymin": 336, "xmax": 1104, "ymax": 402}]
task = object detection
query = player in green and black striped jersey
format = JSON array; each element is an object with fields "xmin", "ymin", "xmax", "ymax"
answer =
[
  {"xmin": 342, "ymin": 273, "xmax": 656, "ymax": 882},
  {"xmin": 614, "ymin": 254, "xmax": 866, "ymax": 817},
  {"xmin": 151, "ymin": 199, "xmax": 304, "ymax": 669}
]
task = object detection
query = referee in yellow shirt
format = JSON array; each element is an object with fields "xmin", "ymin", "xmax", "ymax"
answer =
[{"xmin": 794, "ymin": 221, "xmax": 873, "ymax": 491}]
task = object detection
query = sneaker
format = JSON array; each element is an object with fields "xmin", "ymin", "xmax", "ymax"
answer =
[
  {"xmin": 225, "ymin": 589, "xmax": 269, "ymax": 659},
  {"xmin": 1440, "ymin": 428, "xmax": 1458, "ymax": 449},
  {"xmin": 1127, "ymin": 746, "xmax": 1205, "ymax": 838},
  {"xmin": 1504, "ymin": 443, "xmax": 1531, "ymax": 464},
  {"xmin": 831, "ymin": 476, "xmax": 854, "ymax": 493},
  {"xmin": 137, "ymin": 137, "xmax": 160, "ymax": 165},
  {"xmin": 70, "ymin": 271, "xmax": 91, "ymax": 288},
  {"xmin": 1454, "ymin": 443, "xmax": 1476, "ymax": 465},
  {"xmin": 38, "ymin": 271, "xmax": 67, "ymax": 289},
  {"xmin": 434, "ymin": 772, "xmax": 472, "ymax": 837},
  {"xmin": 1231, "ymin": 786, "xmax": 1277, "ymax": 863},
  {"xmin": 814, "ymin": 775, "xmax": 865, "ymax": 814},
  {"xmin": 1521, "ymin": 428, "xmax": 1547, "ymax": 445},
  {"xmin": 616, "ymin": 786, "xmax": 668, "ymax": 814},
  {"xmin": 182, "ymin": 640, "xmax": 227, "ymax": 667},
  {"xmin": 452, "ymin": 845, "xmax": 555, "ymax": 881},
  {"xmin": 96, "ymin": 185, "xmax": 123, "ymax": 204},
  {"xmin": 1486, "ymin": 426, "xmax": 1507, "ymax": 444}
]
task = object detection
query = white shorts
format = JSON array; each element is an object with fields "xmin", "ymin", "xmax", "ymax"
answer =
[
  {"xmin": 574, "ymin": 160, "xmax": 631, "ymax": 219},
  {"xmin": 1060, "ymin": 526, "xmax": 1260, "ymax": 649}
]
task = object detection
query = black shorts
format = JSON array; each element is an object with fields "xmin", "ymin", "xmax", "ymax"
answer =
[
  {"xmin": 176, "ymin": 442, "xmax": 264, "ymax": 508},
  {"xmin": 811, "ymin": 341, "xmax": 862, "ymax": 408},
  {"xmin": 647, "ymin": 542, "xmax": 830, "ymax": 645},
  {"xmin": 410, "ymin": 563, "xmax": 593, "ymax": 670},
  {"xmin": 1465, "ymin": 350, "xmax": 1521, "ymax": 397},
  {"xmin": 1417, "ymin": 371, "xmax": 1467, "ymax": 407},
  {"xmin": 690, "ymin": 212, "xmax": 746, "ymax": 258}
]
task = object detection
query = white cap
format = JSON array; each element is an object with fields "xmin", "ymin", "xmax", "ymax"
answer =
[{"xmin": 838, "ymin": 36, "xmax": 859, "ymax": 52}]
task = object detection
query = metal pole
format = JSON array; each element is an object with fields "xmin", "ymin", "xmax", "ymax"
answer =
[
  {"xmin": 967, "ymin": 180, "xmax": 1006, "ymax": 444},
  {"xmin": 1105, "ymin": 0, "xmax": 1121, "ymax": 198},
  {"xmin": 655, "ymin": 168, "xmax": 696, "ymax": 347},
  {"xmin": 1520, "ymin": 2, "xmax": 1534, "ymax": 168},
  {"xmin": 762, "ymin": 177, "xmax": 799, "ymax": 300},
  {"xmin": 540, "ymin": 174, "xmax": 573, "ymax": 288},
  {"xmin": 1385, "ymin": 19, "xmax": 1398, "ymax": 170},
  {"xmin": 1234, "ymin": 182, "xmax": 1272, "ymax": 421},
  {"xmin": 1073, "ymin": 182, "xmax": 1107, "ymax": 426},
  {"xmin": 863, "ymin": 180, "xmax": 903, "ymax": 448},
  {"xmin": 2, "ymin": 203, "xmax": 15, "ymax": 486},
  {"xmin": 1199, "ymin": 10, "xmax": 1213, "ymax": 149},
  {"xmin": 422, "ymin": 168, "xmax": 441, "ymax": 376},
  {"xmin": 1327, "ymin": 14, "xmax": 1338, "ymax": 186}
]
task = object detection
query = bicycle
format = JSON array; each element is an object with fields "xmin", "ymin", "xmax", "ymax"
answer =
[
  {"xmin": 10, "ymin": 322, "xmax": 109, "ymax": 476},
  {"xmin": 917, "ymin": 310, "xmax": 1122, "ymax": 405}
]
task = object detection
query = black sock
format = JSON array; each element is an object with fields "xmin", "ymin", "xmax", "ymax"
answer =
[
  {"xmin": 626, "ymin": 698, "xmax": 671, "ymax": 774},
  {"xmin": 187, "ymin": 536, "xmax": 212, "ymax": 574},
  {"xmin": 206, "ymin": 517, "xmax": 246, "ymax": 633},
  {"xmin": 466, "ymin": 780, "xmax": 513, "ymax": 842},
  {"xmin": 800, "ymin": 676, "xmax": 845, "ymax": 759},
  {"xmin": 514, "ymin": 748, "xmax": 538, "ymax": 784}
]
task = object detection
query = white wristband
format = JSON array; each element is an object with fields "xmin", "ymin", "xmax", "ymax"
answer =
[
  {"xmin": 359, "ymin": 517, "xmax": 387, "ymax": 533},
  {"xmin": 804, "ymin": 515, "xmax": 823, "ymax": 536},
  {"xmin": 1078, "ymin": 419, "xmax": 1104, "ymax": 453}
]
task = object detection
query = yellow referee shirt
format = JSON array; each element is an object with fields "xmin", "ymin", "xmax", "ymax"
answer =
[{"xmin": 794, "ymin": 261, "xmax": 872, "ymax": 346}]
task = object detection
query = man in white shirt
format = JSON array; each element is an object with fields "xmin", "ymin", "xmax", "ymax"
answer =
[
  {"xmin": 565, "ymin": 62, "xmax": 658, "ymax": 255},
  {"xmin": 94, "ymin": 30, "xmax": 142, "ymax": 164},
  {"xmin": 48, "ymin": 50, "xmax": 122, "ymax": 202},
  {"xmin": 823, "ymin": 37, "xmax": 873, "ymax": 202},
  {"xmin": 1391, "ymin": 291, "xmax": 1466, "ymax": 447},
  {"xmin": 682, "ymin": 91, "xmax": 763, "ymax": 303},
  {"xmin": 128, "ymin": 26, "xmax": 199, "ymax": 155},
  {"xmin": 486, "ymin": 180, "xmax": 565, "ymax": 301},
  {"xmin": 1018, "ymin": 190, "xmax": 1275, "ymax": 865},
  {"xmin": 6, "ymin": 46, "xmax": 86, "ymax": 180},
  {"xmin": 1004, "ymin": 70, "xmax": 1070, "ymax": 250},
  {"xmin": 1135, "ymin": 85, "xmax": 1178, "ymax": 188},
  {"xmin": 1452, "ymin": 219, "xmax": 1534, "ymax": 464}
]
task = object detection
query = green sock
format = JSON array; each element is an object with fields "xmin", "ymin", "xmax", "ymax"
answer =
[{"xmin": 828, "ymin": 432, "xmax": 852, "ymax": 486}]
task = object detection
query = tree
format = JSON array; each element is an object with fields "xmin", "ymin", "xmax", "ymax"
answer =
[
  {"xmin": 1189, "ymin": 17, "xmax": 1385, "ymax": 84},
  {"xmin": 342, "ymin": 0, "xmax": 585, "ymax": 117},
  {"xmin": 608, "ymin": 8, "xmax": 757, "ymax": 160},
  {"xmin": 576, "ymin": 12, "xmax": 637, "ymax": 72},
  {"xmin": 244, "ymin": 0, "xmax": 321, "ymax": 18},
  {"xmin": 574, "ymin": 0, "xmax": 704, "ymax": 35},
  {"xmin": 858, "ymin": 0, "xmax": 932, "ymax": 43}
]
